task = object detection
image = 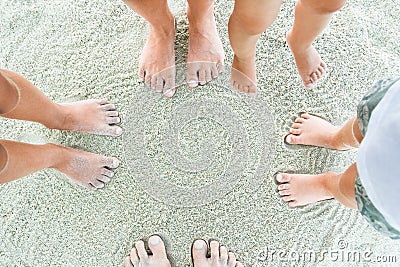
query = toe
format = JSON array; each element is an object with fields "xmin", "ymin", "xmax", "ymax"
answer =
[
  {"xmin": 300, "ymin": 113, "xmax": 311, "ymax": 119},
  {"xmin": 318, "ymin": 65, "xmax": 325, "ymax": 75},
  {"xmin": 210, "ymin": 240, "xmax": 220, "ymax": 261},
  {"xmin": 217, "ymin": 63, "xmax": 225, "ymax": 74},
  {"xmin": 106, "ymin": 111, "xmax": 119, "ymax": 117},
  {"xmin": 277, "ymin": 183, "xmax": 290, "ymax": 191},
  {"xmin": 236, "ymin": 261, "xmax": 244, "ymax": 267},
  {"xmin": 135, "ymin": 240, "xmax": 149, "ymax": 261},
  {"xmin": 163, "ymin": 77, "xmax": 176, "ymax": 98},
  {"xmin": 103, "ymin": 157, "xmax": 120, "ymax": 169},
  {"xmin": 150, "ymin": 76, "xmax": 159, "ymax": 92},
  {"xmin": 106, "ymin": 116, "xmax": 121, "ymax": 124},
  {"xmin": 291, "ymin": 122, "xmax": 303, "ymax": 129},
  {"xmin": 310, "ymin": 72, "xmax": 318, "ymax": 83},
  {"xmin": 98, "ymin": 175, "xmax": 111, "ymax": 183},
  {"xmin": 91, "ymin": 179, "xmax": 105, "ymax": 189},
  {"xmin": 294, "ymin": 117, "xmax": 305, "ymax": 123},
  {"xmin": 101, "ymin": 168, "xmax": 114, "ymax": 178},
  {"xmin": 321, "ymin": 61, "xmax": 327, "ymax": 69},
  {"xmin": 187, "ymin": 64, "xmax": 199, "ymax": 88},
  {"xmin": 315, "ymin": 69, "xmax": 322, "ymax": 79},
  {"xmin": 99, "ymin": 99, "xmax": 109, "ymax": 105},
  {"xmin": 129, "ymin": 247, "xmax": 140, "ymax": 266},
  {"xmin": 285, "ymin": 134, "xmax": 301, "ymax": 145},
  {"xmin": 198, "ymin": 70, "xmax": 206, "ymax": 85},
  {"xmin": 228, "ymin": 252, "xmax": 237, "ymax": 267},
  {"xmin": 148, "ymin": 235, "xmax": 168, "ymax": 259},
  {"xmin": 102, "ymin": 104, "xmax": 116, "ymax": 111},
  {"xmin": 282, "ymin": 195, "xmax": 295, "ymax": 202},
  {"xmin": 220, "ymin": 246, "xmax": 228, "ymax": 264},
  {"xmin": 276, "ymin": 173, "xmax": 291, "ymax": 183},
  {"xmin": 278, "ymin": 189, "xmax": 291, "ymax": 196},
  {"xmin": 289, "ymin": 128, "xmax": 301, "ymax": 135},
  {"xmin": 144, "ymin": 74, "xmax": 151, "ymax": 86},
  {"xmin": 205, "ymin": 69, "xmax": 212, "ymax": 83},
  {"xmin": 211, "ymin": 64, "xmax": 219, "ymax": 79},
  {"xmin": 123, "ymin": 256, "xmax": 134, "ymax": 267},
  {"xmin": 105, "ymin": 125, "xmax": 123, "ymax": 136},
  {"xmin": 248, "ymin": 85, "xmax": 257, "ymax": 95},
  {"xmin": 192, "ymin": 239, "xmax": 208, "ymax": 266}
]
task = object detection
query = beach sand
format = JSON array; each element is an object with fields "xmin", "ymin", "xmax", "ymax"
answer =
[{"xmin": 0, "ymin": 0, "xmax": 399, "ymax": 266}]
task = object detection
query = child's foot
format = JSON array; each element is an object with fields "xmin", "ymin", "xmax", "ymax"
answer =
[
  {"xmin": 139, "ymin": 19, "xmax": 176, "ymax": 97},
  {"xmin": 276, "ymin": 172, "xmax": 335, "ymax": 207},
  {"xmin": 186, "ymin": 9, "xmax": 225, "ymax": 88},
  {"xmin": 54, "ymin": 147, "xmax": 120, "ymax": 190},
  {"xmin": 285, "ymin": 113, "xmax": 348, "ymax": 150},
  {"xmin": 124, "ymin": 235, "xmax": 171, "ymax": 267},
  {"xmin": 192, "ymin": 239, "xmax": 244, "ymax": 267},
  {"xmin": 231, "ymin": 55, "xmax": 257, "ymax": 95},
  {"xmin": 54, "ymin": 99, "xmax": 123, "ymax": 137},
  {"xmin": 286, "ymin": 31, "xmax": 326, "ymax": 89}
]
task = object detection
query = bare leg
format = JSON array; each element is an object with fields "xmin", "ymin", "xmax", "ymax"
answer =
[
  {"xmin": 192, "ymin": 239, "xmax": 244, "ymax": 267},
  {"xmin": 123, "ymin": 0, "xmax": 176, "ymax": 97},
  {"xmin": 276, "ymin": 163, "xmax": 358, "ymax": 209},
  {"xmin": 0, "ymin": 140, "xmax": 119, "ymax": 190},
  {"xmin": 285, "ymin": 113, "xmax": 363, "ymax": 150},
  {"xmin": 228, "ymin": 0, "xmax": 282, "ymax": 94},
  {"xmin": 186, "ymin": 0, "xmax": 225, "ymax": 88},
  {"xmin": 286, "ymin": 0, "xmax": 346, "ymax": 88},
  {"xmin": 0, "ymin": 69, "xmax": 122, "ymax": 136}
]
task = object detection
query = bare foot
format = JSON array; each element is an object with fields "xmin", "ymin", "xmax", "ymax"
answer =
[
  {"xmin": 276, "ymin": 172, "xmax": 335, "ymax": 207},
  {"xmin": 54, "ymin": 147, "xmax": 120, "ymax": 190},
  {"xmin": 124, "ymin": 235, "xmax": 171, "ymax": 267},
  {"xmin": 285, "ymin": 113, "xmax": 348, "ymax": 150},
  {"xmin": 53, "ymin": 99, "xmax": 123, "ymax": 137},
  {"xmin": 192, "ymin": 239, "xmax": 244, "ymax": 267},
  {"xmin": 186, "ymin": 10, "xmax": 225, "ymax": 88},
  {"xmin": 231, "ymin": 55, "xmax": 257, "ymax": 95},
  {"xmin": 139, "ymin": 19, "xmax": 176, "ymax": 98},
  {"xmin": 286, "ymin": 31, "xmax": 326, "ymax": 89}
]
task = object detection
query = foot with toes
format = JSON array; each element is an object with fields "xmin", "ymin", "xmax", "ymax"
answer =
[
  {"xmin": 57, "ymin": 99, "xmax": 123, "ymax": 137},
  {"xmin": 276, "ymin": 172, "xmax": 335, "ymax": 207},
  {"xmin": 186, "ymin": 9, "xmax": 225, "ymax": 88},
  {"xmin": 285, "ymin": 113, "xmax": 346, "ymax": 150},
  {"xmin": 124, "ymin": 235, "xmax": 244, "ymax": 267},
  {"xmin": 54, "ymin": 147, "xmax": 120, "ymax": 191},
  {"xmin": 286, "ymin": 31, "xmax": 326, "ymax": 89}
]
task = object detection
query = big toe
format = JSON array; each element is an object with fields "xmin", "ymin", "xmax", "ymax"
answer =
[
  {"xmin": 187, "ymin": 63, "xmax": 200, "ymax": 88},
  {"xmin": 148, "ymin": 235, "xmax": 168, "ymax": 260},
  {"xmin": 192, "ymin": 239, "xmax": 208, "ymax": 266}
]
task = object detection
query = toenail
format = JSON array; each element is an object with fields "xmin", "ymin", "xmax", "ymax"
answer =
[
  {"xmin": 276, "ymin": 174, "xmax": 283, "ymax": 182},
  {"xmin": 112, "ymin": 158, "xmax": 120, "ymax": 167},
  {"xmin": 286, "ymin": 135, "xmax": 292, "ymax": 143},
  {"xmin": 115, "ymin": 128, "xmax": 123, "ymax": 135},
  {"xmin": 149, "ymin": 235, "xmax": 160, "ymax": 245},
  {"xmin": 194, "ymin": 240, "xmax": 204, "ymax": 249},
  {"xmin": 188, "ymin": 80, "xmax": 197, "ymax": 85}
]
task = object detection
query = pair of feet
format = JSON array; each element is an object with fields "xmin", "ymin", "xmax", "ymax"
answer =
[
  {"xmin": 124, "ymin": 235, "xmax": 244, "ymax": 267},
  {"xmin": 277, "ymin": 113, "xmax": 350, "ymax": 207},
  {"xmin": 50, "ymin": 99, "xmax": 123, "ymax": 190},
  {"xmin": 139, "ymin": 9, "xmax": 224, "ymax": 97}
]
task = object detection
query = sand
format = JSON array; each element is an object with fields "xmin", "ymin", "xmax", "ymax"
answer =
[{"xmin": 0, "ymin": 0, "xmax": 400, "ymax": 266}]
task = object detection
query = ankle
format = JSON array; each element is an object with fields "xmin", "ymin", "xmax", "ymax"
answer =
[
  {"xmin": 321, "ymin": 172, "xmax": 338, "ymax": 197},
  {"xmin": 187, "ymin": 6, "xmax": 214, "ymax": 27},
  {"xmin": 48, "ymin": 144, "xmax": 72, "ymax": 170},
  {"xmin": 42, "ymin": 103, "xmax": 71, "ymax": 130},
  {"xmin": 149, "ymin": 13, "xmax": 175, "ymax": 36},
  {"xmin": 286, "ymin": 30, "xmax": 312, "ymax": 52}
]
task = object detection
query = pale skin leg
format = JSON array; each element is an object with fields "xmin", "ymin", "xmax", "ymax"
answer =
[
  {"xmin": 186, "ymin": 0, "xmax": 225, "ymax": 88},
  {"xmin": 123, "ymin": 236, "xmax": 244, "ymax": 267},
  {"xmin": 286, "ymin": 0, "xmax": 346, "ymax": 88},
  {"xmin": 0, "ymin": 69, "xmax": 121, "ymax": 189},
  {"xmin": 122, "ymin": 0, "xmax": 176, "ymax": 97},
  {"xmin": 228, "ymin": 0, "xmax": 282, "ymax": 94},
  {"xmin": 0, "ymin": 140, "xmax": 119, "ymax": 190},
  {"xmin": 277, "ymin": 113, "xmax": 363, "ymax": 208},
  {"xmin": 0, "ymin": 69, "xmax": 123, "ymax": 136}
]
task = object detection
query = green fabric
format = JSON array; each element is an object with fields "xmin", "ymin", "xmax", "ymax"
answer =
[{"xmin": 355, "ymin": 77, "xmax": 400, "ymax": 239}]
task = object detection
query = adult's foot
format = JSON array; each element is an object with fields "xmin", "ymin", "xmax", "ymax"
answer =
[
  {"xmin": 124, "ymin": 235, "xmax": 171, "ymax": 267},
  {"xmin": 54, "ymin": 146, "xmax": 120, "ymax": 190},
  {"xmin": 231, "ymin": 55, "xmax": 257, "ymax": 95},
  {"xmin": 192, "ymin": 239, "xmax": 244, "ymax": 267},
  {"xmin": 286, "ymin": 30, "xmax": 326, "ymax": 89},
  {"xmin": 276, "ymin": 172, "xmax": 335, "ymax": 207},
  {"xmin": 139, "ymin": 18, "xmax": 176, "ymax": 97},
  {"xmin": 285, "ymin": 113, "xmax": 347, "ymax": 150},
  {"xmin": 52, "ymin": 99, "xmax": 123, "ymax": 137},
  {"xmin": 186, "ymin": 9, "xmax": 225, "ymax": 88}
]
